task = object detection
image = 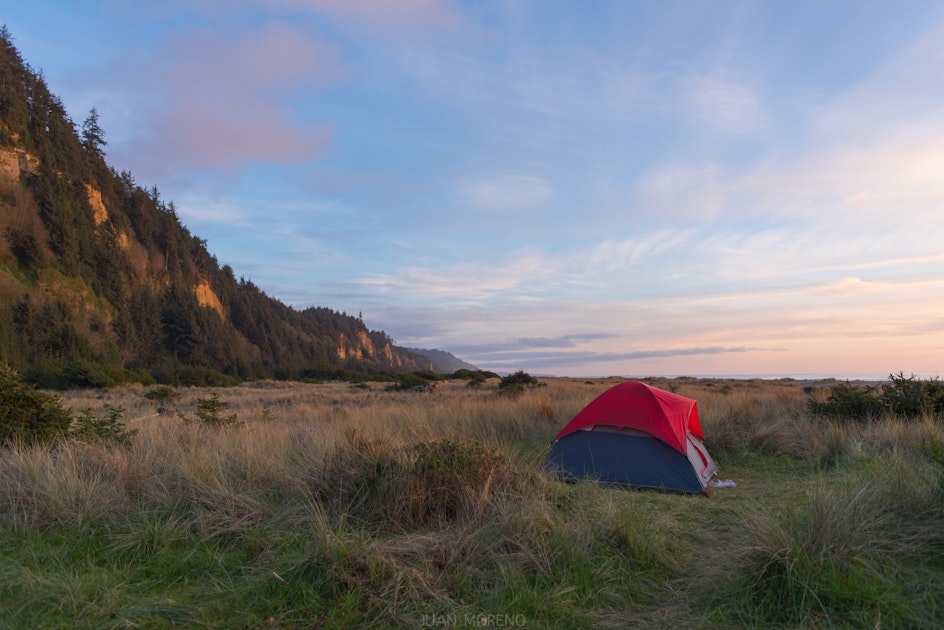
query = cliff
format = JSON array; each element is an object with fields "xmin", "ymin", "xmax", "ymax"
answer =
[{"xmin": 0, "ymin": 31, "xmax": 430, "ymax": 386}]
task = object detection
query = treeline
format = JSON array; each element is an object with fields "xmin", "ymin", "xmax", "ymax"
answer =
[{"xmin": 0, "ymin": 28, "xmax": 428, "ymax": 387}]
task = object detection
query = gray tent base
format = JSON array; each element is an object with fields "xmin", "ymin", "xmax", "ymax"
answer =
[{"xmin": 544, "ymin": 431, "xmax": 709, "ymax": 494}]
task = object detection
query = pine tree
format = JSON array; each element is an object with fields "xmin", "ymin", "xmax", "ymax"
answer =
[{"xmin": 80, "ymin": 106, "xmax": 106, "ymax": 158}]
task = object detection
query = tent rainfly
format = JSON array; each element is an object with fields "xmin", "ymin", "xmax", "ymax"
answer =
[{"xmin": 544, "ymin": 381, "xmax": 718, "ymax": 494}]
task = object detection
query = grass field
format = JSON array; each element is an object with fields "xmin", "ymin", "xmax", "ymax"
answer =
[{"xmin": 1, "ymin": 377, "xmax": 942, "ymax": 628}]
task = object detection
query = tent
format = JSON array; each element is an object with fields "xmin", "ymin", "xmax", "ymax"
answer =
[{"xmin": 544, "ymin": 381, "xmax": 718, "ymax": 494}]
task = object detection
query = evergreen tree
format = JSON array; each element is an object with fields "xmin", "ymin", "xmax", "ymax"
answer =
[{"xmin": 80, "ymin": 106, "xmax": 106, "ymax": 158}]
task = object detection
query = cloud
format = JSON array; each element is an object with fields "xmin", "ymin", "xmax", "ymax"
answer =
[
  {"xmin": 512, "ymin": 333, "xmax": 619, "ymax": 349},
  {"xmin": 635, "ymin": 164, "xmax": 727, "ymax": 223},
  {"xmin": 582, "ymin": 230, "xmax": 698, "ymax": 273},
  {"xmin": 814, "ymin": 277, "xmax": 874, "ymax": 296},
  {"xmin": 359, "ymin": 264, "xmax": 526, "ymax": 302},
  {"xmin": 459, "ymin": 173, "xmax": 554, "ymax": 213},
  {"xmin": 458, "ymin": 345, "xmax": 771, "ymax": 370},
  {"xmin": 684, "ymin": 74, "xmax": 767, "ymax": 132},
  {"xmin": 105, "ymin": 22, "xmax": 339, "ymax": 179},
  {"xmin": 811, "ymin": 18, "xmax": 944, "ymax": 145}
]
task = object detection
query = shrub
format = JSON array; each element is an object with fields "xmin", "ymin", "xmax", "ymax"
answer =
[
  {"xmin": 405, "ymin": 439, "xmax": 512, "ymax": 526},
  {"xmin": 174, "ymin": 366, "xmax": 239, "ymax": 387},
  {"xmin": 882, "ymin": 372, "xmax": 944, "ymax": 418},
  {"xmin": 317, "ymin": 428, "xmax": 401, "ymax": 523},
  {"xmin": 70, "ymin": 405, "xmax": 137, "ymax": 445},
  {"xmin": 465, "ymin": 373, "xmax": 488, "ymax": 388},
  {"xmin": 26, "ymin": 361, "xmax": 126, "ymax": 390},
  {"xmin": 499, "ymin": 370, "xmax": 540, "ymax": 390},
  {"xmin": 806, "ymin": 382, "xmax": 883, "ymax": 422},
  {"xmin": 144, "ymin": 385, "xmax": 180, "ymax": 408},
  {"xmin": 0, "ymin": 364, "xmax": 72, "ymax": 445},
  {"xmin": 386, "ymin": 371, "xmax": 440, "ymax": 391},
  {"xmin": 194, "ymin": 393, "xmax": 238, "ymax": 426},
  {"xmin": 499, "ymin": 382, "xmax": 527, "ymax": 395},
  {"xmin": 57, "ymin": 361, "xmax": 125, "ymax": 389},
  {"xmin": 317, "ymin": 433, "xmax": 517, "ymax": 529},
  {"xmin": 411, "ymin": 370, "xmax": 444, "ymax": 382},
  {"xmin": 809, "ymin": 375, "xmax": 944, "ymax": 423},
  {"xmin": 452, "ymin": 369, "xmax": 500, "ymax": 381}
]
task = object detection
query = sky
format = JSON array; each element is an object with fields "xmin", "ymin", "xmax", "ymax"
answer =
[{"xmin": 5, "ymin": 1, "xmax": 944, "ymax": 379}]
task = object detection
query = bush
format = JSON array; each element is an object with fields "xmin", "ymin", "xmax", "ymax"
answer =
[
  {"xmin": 809, "ymin": 375, "xmax": 944, "ymax": 423},
  {"xmin": 173, "ymin": 366, "xmax": 239, "ymax": 387},
  {"xmin": 452, "ymin": 369, "xmax": 500, "ymax": 387},
  {"xmin": 499, "ymin": 370, "xmax": 540, "ymax": 390},
  {"xmin": 386, "ymin": 371, "xmax": 441, "ymax": 391},
  {"xmin": 806, "ymin": 382, "xmax": 883, "ymax": 421},
  {"xmin": 56, "ymin": 361, "xmax": 124, "ymax": 389},
  {"xmin": 404, "ymin": 439, "xmax": 512, "ymax": 526},
  {"xmin": 194, "ymin": 393, "xmax": 238, "ymax": 426},
  {"xmin": 70, "ymin": 405, "xmax": 137, "ymax": 445},
  {"xmin": 499, "ymin": 382, "xmax": 527, "ymax": 395},
  {"xmin": 318, "ymin": 434, "xmax": 514, "ymax": 529},
  {"xmin": 0, "ymin": 365, "xmax": 72, "ymax": 445},
  {"xmin": 144, "ymin": 385, "xmax": 180, "ymax": 408},
  {"xmin": 882, "ymin": 372, "xmax": 944, "ymax": 418},
  {"xmin": 25, "ymin": 360, "xmax": 125, "ymax": 390},
  {"xmin": 466, "ymin": 373, "xmax": 488, "ymax": 388}
]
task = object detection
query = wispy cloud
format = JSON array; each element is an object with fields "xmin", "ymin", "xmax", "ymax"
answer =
[
  {"xmin": 456, "ymin": 345, "xmax": 772, "ymax": 371},
  {"xmin": 511, "ymin": 333, "xmax": 619, "ymax": 349},
  {"xmin": 684, "ymin": 74, "xmax": 767, "ymax": 132},
  {"xmin": 634, "ymin": 164, "xmax": 727, "ymax": 223},
  {"xmin": 814, "ymin": 277, "xmax": 874, "ymax": 296},
  {"xmin": 459, "ymin": 173, "xmax": 554, "ymax": 213}
]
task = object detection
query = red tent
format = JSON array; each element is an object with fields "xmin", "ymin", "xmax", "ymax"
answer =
[
  {"xmin": 555, "ymin": 380, "xmax": 704, "ymax": 454},
  {"xmin": 546, "ymin": 381, "xmax": 718, "ymax": 494}
]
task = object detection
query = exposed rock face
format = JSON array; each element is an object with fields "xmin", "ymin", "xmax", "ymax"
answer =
[
  {"xmin": 337, "ymin": 331, "xmax": 432, "ymax": 370},
  {"xmin": 0, "ymin": 149, "xmax": 18, "ymax": 184},
  {"xmin": 337, "ymin": 330, "xmax": 373, "ymax": 361},
  {"xmin": 0, "ymin": 148, "xmax": 38, "ymax": 183},
  {"xmin": 86, "ymin": 184, "xmax": 109, "ymax": 225},
  {"xmin": 194, "ymin": 279, "xmax": 224, "ymax": 317}
]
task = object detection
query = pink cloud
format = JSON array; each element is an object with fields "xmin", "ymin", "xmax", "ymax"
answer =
[{"xmin": 109, "ymin": 22, "xmax": 339, "ymax": 176}]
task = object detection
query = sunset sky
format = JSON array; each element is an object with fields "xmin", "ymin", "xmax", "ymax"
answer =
[{"xmin": 6, "ymin": 1, "xmax": 944, "ymax": 378}]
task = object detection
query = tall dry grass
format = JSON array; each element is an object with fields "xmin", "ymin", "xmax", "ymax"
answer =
[{"xmin": 1, "ymin": 377, "xmax": 941, "ymax": 628}]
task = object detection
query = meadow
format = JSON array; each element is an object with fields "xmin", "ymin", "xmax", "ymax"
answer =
[{"xmin": 1, "ymin": 376, "xmax": 942, "ymax": 628}]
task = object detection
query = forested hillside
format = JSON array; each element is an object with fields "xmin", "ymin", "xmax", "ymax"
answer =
[{"xmin": 0, "ymin": 28, "xmax": 431, "ymax": 387}]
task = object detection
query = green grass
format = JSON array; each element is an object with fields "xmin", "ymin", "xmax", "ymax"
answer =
[{"xmin": 1, "ymin": 378, "xmax": 942, "ymax": 628}]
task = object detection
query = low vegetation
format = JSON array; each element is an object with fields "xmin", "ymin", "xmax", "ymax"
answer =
[
  {"xmin": 0, "ymin": 364, "xmax": 72, "ymax": 444},
  {"xmin": 1, "ymin": 372, "xmax": 942, "ymax": 628}
]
